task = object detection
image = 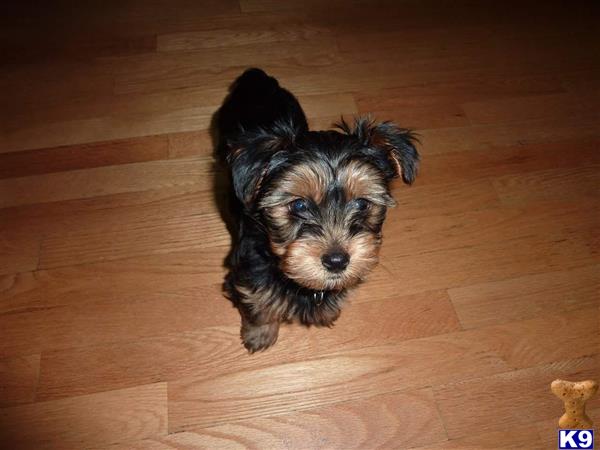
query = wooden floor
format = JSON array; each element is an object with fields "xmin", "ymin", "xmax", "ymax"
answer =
[{"xmin": 1, "ymin": 1, "xmax": 599, "ymax": 448}]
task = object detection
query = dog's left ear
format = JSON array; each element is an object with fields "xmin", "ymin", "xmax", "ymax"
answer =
[
  {"xmin": 226, "ymin": 120, "xmax": 300, "ymax": 207},
  {"xmin": 337, "ymin": 117, "xmax": 420, "ymax": 184}
]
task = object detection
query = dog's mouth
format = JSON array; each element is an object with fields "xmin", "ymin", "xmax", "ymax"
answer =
[
  {"xmin": 280, "ymin": 233, "xmax": 381, "ymax": 291},
  {"xmin": 283, "ymin": 268, "xmax": 364, "ymax": 292}
]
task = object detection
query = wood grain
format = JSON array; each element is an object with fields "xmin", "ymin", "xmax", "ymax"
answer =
[
  {"xmin": 385, "ymin": 230, "xmax": 597, "ymax": 297},
  {"xmin": 0, "ymin": 135, "xmax": 169, "ymax": 179},
  {"xmin": 0, "ymin": 354, "xmax": 40, "ymax": 407},
  {"xmin": 462, "ymin": 91, "xmax": 600, "ymax": 125},
  {"xmin": 410, "ymin": 424, "xmax": 547, "ymax": 449},
  {"xmin": 449, "ymin": 264, "xmax": 600, "ymax": 328},
  {"xmin": 462, "ymin": 307, "xmax": 600, "ymax": 370},
  {"xmin": 0, "ymin": 383, "xmax": 168, "ymax": 449},
  {"xmin": 167, "ymin": 130, "xmax": 214, "ymax": 159},
  {"xmin": 101, "ymin": 388, "xmax": 447, "ymax": 449},
  {"xmin": 0, "ymin": 228, "xmax": 40, "ymax": 276},
  {"xmin": 158, "ymin": 16, "xmax": 331, "ymax": 53},
  {"xmin": 419, "ymin": 139, "xmax": 600, "ymax": 187},
  {"xmin": 35, "ymin": 290, "xmax": 461, "ymax": 401},
  {"xmin": 493, "ymin": 165, "xmax": 600, "ymax": 205},
  {"xmin": 0, "ymin": 109, "xmax": 216, "ymax": 157},
  {"xmin": 0, "ymin": 291, "xmax": 236, "ymax": 359},
  {"xmin": 167, "ymin": 331, "xmax": 510, "ymax": 431},
  {"xmin": 0, "ymin": 249, "xmax": 226, "ymax": 317},
  {"xmin": 39, "ymin": 212, "xmax": 230, "ymax": 269},
  {"xmin": 419, "ymin": 116, "xmax": 600, "ymax": 155},
  {"xmin": 389, "ymin": 178, "xmax": 501, "ymax": 220},
  {"xmin": 384, "ymin": 201, "xmax": 598, "ymax": 259},
  {"xmin": 433, "ymin": 354, "xmax": 600, "ymax": 439},
  {"xmin": 112, "ymin": 40, "xmax": 341, "ymax": 95},
  {"xmin": 0, "ymin": 156, "xmax": 214, "ymax": 209}
]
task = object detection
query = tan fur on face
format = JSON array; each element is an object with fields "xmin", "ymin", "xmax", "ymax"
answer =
[
  {"xmin": 282, "ymin": 231, "xmax": 380, "ymax": 290},
  {"xmin": 261, "ymin": 160, "xmax": 330, "ymax": 208},
  {"xmin": 260, "ymin": 159, "xmax": 388, "ymax": 290},
  {"xmin": 338, "ymin": 160, "xmax": 395, "ymax": 206},
  {"xmin": 261, "ymin": 160, "xmax": 331, "ymax": 256}
]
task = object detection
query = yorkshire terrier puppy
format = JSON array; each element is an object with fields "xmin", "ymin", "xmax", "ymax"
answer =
[{"xmin": 217, "ymin": 68, "xmax": 419, "ymax": 352}]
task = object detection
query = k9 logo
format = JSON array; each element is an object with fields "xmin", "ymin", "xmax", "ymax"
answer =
[{"xmin": 558, "ymin": 429, "xmax": 594, "ymax": 449}]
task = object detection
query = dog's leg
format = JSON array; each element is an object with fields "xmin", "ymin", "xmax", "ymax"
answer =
[
  {"xmin": 241, "ymin": 316, "xmax": 280, "ymax": 353},
  {"xmin": 233, "ymin": 280, "xmax": 284, "ymax": 352}
]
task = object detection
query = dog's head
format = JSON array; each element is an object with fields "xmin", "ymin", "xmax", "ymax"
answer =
[{"xmin": 228, "ymin": 117, "xmax": 419, "ymax": 291}]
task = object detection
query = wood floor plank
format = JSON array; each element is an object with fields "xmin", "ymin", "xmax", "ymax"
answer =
[
  {"xmin": 0, "ymin": 289, "xmax": 235, "ymax": 359},
  {"xmin": 1, "ymin": 1, "xmax": 240, "ymax": 62},
  {"xmin": 409, "ymin": 424, "xmax": 546, "ymax": 449},
  {"xmin": 356, "ymin": 72, "xmax": 565, "ymax": 107},
  {"xmin": 0, "ymin": 248, "xmax": 226, "ymax": 318},
  {"xmin": 463, "ymin": 307, "xmax": 600, "ymax": 370},
  {"xmin": 169, "ymin": 311, "xmax": 597, "ymax": 437},
  {"xmin": 3, "ymin": 84, "xmax": 220, "ymax": 152},
  {"xmin": 2, "ymin": 90, "xmax": 356, "ymax": 155},
  {"xmin": 0, "ymin": 251, "xmax": 232, "ymax": 358},
  {"xmin": 0, "ymin": 383, "xmax": 168, "ymax": 449},
  {"xmin": 1, "ymin": 29, "xmax": 156, "ymax": 65},
  {"xmin": 1, "ymin": 64, "xmax": 114, "ymax": 129},
  {"xmin": 0, "ymin": 156, "xmax": 214, "ymax": 209},
  {"xmin": 278, "ymin": 42, "xmax": 597, "ymax": 101},
  {"xmin": 39, "ymin": 212, "xmax": 229, "ymax": 269},
  {"xmin": 389, "ymin": 178, "xmax": 501, "ymax": 220},
  {"xmin": 418, "ymin": 139, "xmax": 600, "ymax": 186},
  {"xmin": 102, "ymin": 388, "xmax": 446, "ymax": 450},
  {"xmin": 357, "ymin": 74, "xmax": 598, "ymax": 129},
  {"xmin": 449, "ymin": 265, "xmax": 600, "ymax": 328},
  {"xmin": 337, "ymin": 29, "xmax": 597, "ymax": 80},
  {"xmin": 0, "ymin": 106, "xmax": 216, "ymax": 154},
  {"xmin": 354, "ymin": 74, "xmax": 573, "ymax": 132},
  {"xmin": 157, "ymin": 17, "xmax": 331, "ymax": 52},
  {"xmin": 0, "ymin": 354, "xmax": 40, "ymax": 407},
  {"xmin": 0, "ymin": 184, "xmax": 223, "ymax": 240},
  {"xmin": 0, "ymin": 135, "xmax": 169, "ymax": 179},
  {"xmin": 17, "ymin": 190, "xmax": 222, "ymax": 242},
  {"xmin": 167, "ymin": 130, "xmax": 214, "ymax": 159},
  {"xmin": 384, "ymin": 201, "xmax": 598, "ymax": 260},
  {"xmin": 385, "ymin": 231, "xmax": 597, "ymax": 297},
  {"xmin": 0, "ymin": 229, "xmax": 39, "ymax": 276},
  {"xmin": 493, "ymin": 165, "xmax": 600, "ymax": 205},
  {"xmin": 36, "ymin": 290, "xmax": 461, "ymax": 400},
  {"xmin": 462, "ymin": 91, "xmax": 600, "ymax": 125},
  {"xmin": 419, "ymin": 116, "xmax": 600, "ymax": 155},
  {"xmin": 167, "ymin": 330, "xmax": 510, "ymax": 432},
  {"xmin": 433, "ymin": 354, "xmax": 600, "ymax": 439},
  {"xmin": 337, "ymin": 17, "xmax": 594, "ymax": 57},
  {"xmin": 112, "ymin": 39, "xmax": 341, "ymax": 95}
]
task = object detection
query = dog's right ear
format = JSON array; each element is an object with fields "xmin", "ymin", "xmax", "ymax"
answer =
[
  {"xmin": 227, "ymin": 120, "xmax": 299, "ymax": 207},
  {"xmin": 337, "ymin": 117, "xmax": 419, "ymax": 184}
]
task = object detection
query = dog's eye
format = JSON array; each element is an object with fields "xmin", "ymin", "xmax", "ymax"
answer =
[
  {"xmin": 350, "ymin": 198, "xmax": 370, "ymax": 211},
  {"xmin": 289, "ymin": 198, "xmax": 309, "ymax": 215}
]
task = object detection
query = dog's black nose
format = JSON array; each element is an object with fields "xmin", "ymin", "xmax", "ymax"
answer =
[{"xmin": 321, "ymin": 251, "xmax": 350, "ymax": 273}]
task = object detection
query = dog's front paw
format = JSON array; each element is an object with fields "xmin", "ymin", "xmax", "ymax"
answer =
[{"xmin": 241, "ymin": 322, "xmax": 280, "ymax": 353}]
